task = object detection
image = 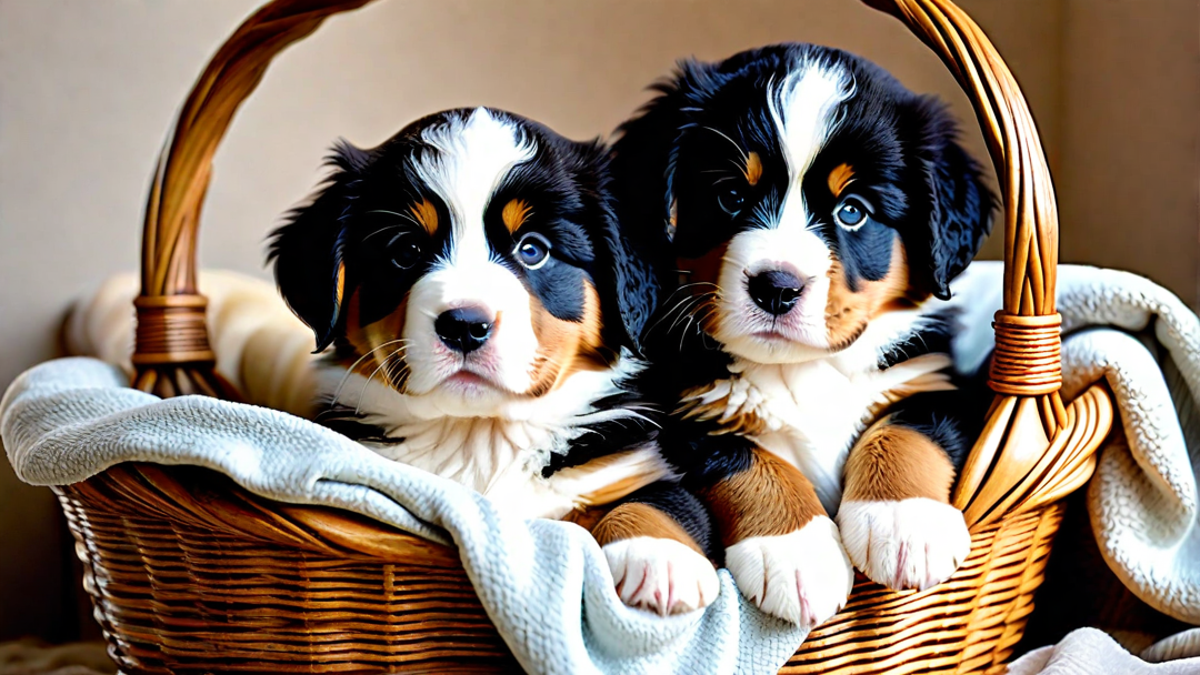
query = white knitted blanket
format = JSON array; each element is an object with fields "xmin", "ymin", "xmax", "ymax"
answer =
[
  {"xmin": 3, "ymin": 262, "xmax": 1199, "ymax": 675},
  {"xmin": 947, "ymin": 262, "xmax": 1200, "ymax": 624}
]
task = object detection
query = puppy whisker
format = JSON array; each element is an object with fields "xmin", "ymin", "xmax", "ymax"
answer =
[
  {"xmin": 355, "ymin": 349, "xmax": 409, "ymax": 415},
  {"xmin": 331, "ymin": 339, "xmax": 410, "ymax": 408},
  {"xmin": 701, "ymin": 126, "xmax": 748, "ymax": 163}
]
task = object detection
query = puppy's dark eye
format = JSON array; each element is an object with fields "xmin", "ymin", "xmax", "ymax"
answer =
[
  {"xmin": 717, "ymin": 185, "xmax": 746, "ymax": 217},
  {"xmin": 515, "ymin": 232, "xmax": 551, "ymax": 269},
  {"xmin": 387, "ymin": 234, "xmax": 422, "ymax": 270},
  {"xmin": 834, "ymin": 197, "xmax": 871, "ymax": 230}
]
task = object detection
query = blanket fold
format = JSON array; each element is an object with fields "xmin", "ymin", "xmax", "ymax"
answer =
[
  {"xmin": 1007, "ymin": 628, "xmax": 1200, "ymax": 674},
  {"xmin": 947, "ymin": 263, "xmax": 1200, "ymax": 623},
  {"xmin": 1, "ymin": 357, "xmax": 802, "ymax": 675}
]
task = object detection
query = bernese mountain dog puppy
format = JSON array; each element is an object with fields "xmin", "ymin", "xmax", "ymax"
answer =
[
  {"xmin": 269, "ymin": 107, "xmax": 718, "ymax": 616},
  {"xmin": 611, "ymin": 45, "xmax": 995, "ymax": 627}
]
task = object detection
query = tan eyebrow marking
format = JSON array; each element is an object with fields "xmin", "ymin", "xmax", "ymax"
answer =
[
  {"xmin": 502, "ymin": 198, "xmax": 533, "ymax": 233},
  {"xmin": 744, "ymin": 151, "xmax": 763, "ymax": 187},
  {"xmin": 409, "ymin": 198, "xmax": 439, "ymax": 235},
  {"xmin": 828, "ymin": 163, "xmax": 856, "ymax": 197},
  {"xmin": 334, "ymin": 261, "xmax": 346, "ymax": 307}
]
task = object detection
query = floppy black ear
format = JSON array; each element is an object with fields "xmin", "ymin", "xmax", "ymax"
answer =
[
  {"xmin": 595, "ymin": 205, "xmax": 661, "ymax": 356},
  {"xmin": 267, "ymin": 140, "xmax": 369, "ymax": 352},
  {"xmin": 911, "ymin": 99, "xmax": 996, "ymax": 300},
  {"xmin": 609, "ymin": 59, "xmax": 724, "ymax": 346},
  {"xmin": 563, "ymin": 138, "xmax": 661, "ymax": 356}
]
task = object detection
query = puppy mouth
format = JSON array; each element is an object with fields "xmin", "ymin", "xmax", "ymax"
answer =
[
  {"xmin": 437, "ymin": 367, "xmax": 507, "ymax": 395},
  {"xmin": 749, "ymin": 329, "xmax": 794, "ymax": 342},
  {"xmin": 445, "ymin": 371, "xmax": 494, "ymax": 386},
  {"xmin": 733, "ymin": 303, "xmax": 829, "ymax": 350},
  {"xmin": 745, "ymin": 326, "xmax": 821, "ymax": 349}
]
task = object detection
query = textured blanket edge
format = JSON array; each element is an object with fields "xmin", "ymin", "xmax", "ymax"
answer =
[{"xmin": 0, "ymin": 357, "xmax": 804, "ymax": 675}]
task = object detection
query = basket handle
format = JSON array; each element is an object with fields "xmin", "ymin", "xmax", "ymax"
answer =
[
  {"xmin": 858, "ymin": 0, "xmax": 1078, "ymax": 525},
  {"xmin": 132, "ymin": 0, "xmax": 369, "ymax": 397},
  {"xmin": 132, "ymin": 0, "xmax": 1086, "ymax": 523},
  {"xmin": 133, "ymin": 0, "xmax": 1061, "ymax": 399}
]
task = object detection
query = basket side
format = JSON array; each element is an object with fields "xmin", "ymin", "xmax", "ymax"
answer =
[
  {"xmin": 57, "ymin": 464, "xmax": 518, "ymax": 674},
  {"xmin": 60, "ymin": 463, "xmax": 1069, "ymax": 675}
]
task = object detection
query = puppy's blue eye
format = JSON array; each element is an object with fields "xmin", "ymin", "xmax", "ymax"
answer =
[
  {"xmin": 516, "ymin": 232, "xmax": 551, "ymax": 269},
  {"xmin": 388, "ymin": 234, "xmax": 422, "ymax": 270},
  {"xmin": 717, "ymin": 185, "xmax": 745, "ymax": 217},
  {"xmin": 835, "ymin": 197, "xmax": 871, "ymax": 230}
]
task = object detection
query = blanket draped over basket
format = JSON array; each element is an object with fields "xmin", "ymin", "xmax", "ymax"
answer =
[{"xmin": 5, "ymin": 262, "xmax": 1198, "ymax": 674}]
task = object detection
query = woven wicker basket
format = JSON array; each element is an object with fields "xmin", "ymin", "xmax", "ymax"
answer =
[{"xmin": 55, "ymin": 0, "xmax": 1117, "ymax": 673}]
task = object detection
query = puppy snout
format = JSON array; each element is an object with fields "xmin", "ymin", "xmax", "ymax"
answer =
[
  {"xmin": 748, "ymin": 270, "xmax": 805, "ymax": 316},
  {"xmin": 434, "ymin": 306, "xmax": 495, "ymax": 354}
]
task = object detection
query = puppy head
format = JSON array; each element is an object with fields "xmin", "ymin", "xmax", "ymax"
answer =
[
  {"xmin": 613, "ymin": 45, "xmax": 994, "ymax": 364},
  {"xmin": 269, "ymin": 108, "xmax": 654, "ymax": 416}
]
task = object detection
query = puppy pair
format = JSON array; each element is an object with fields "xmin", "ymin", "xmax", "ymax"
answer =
[
  {"xmin": 271, "ymin": 43, "xmax": 993, "ymax": 624},
  {"xmin": 616, "ymin": 44, "xmax": 995, "ymax": 627}
]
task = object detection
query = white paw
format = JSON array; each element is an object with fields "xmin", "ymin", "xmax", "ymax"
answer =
[
  {"xmin": 603, "ymin": 537, "xmax": 719, "ymax": 616},
  {"xmin": 724, "ymin": 517, "xmax": 854, "ymax": 628},
  {"xmin": 836, "ymin": 498, "xmax": 971, "ymax": 591}
]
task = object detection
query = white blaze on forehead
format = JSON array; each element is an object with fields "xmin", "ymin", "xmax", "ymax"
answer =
[
  {"xmin": 404, "ymin": 108, "xmax": 541, "ymax": 397},
  {"xmin": 416, "ymin": 108, "xmax": 537, "ymax": 265},
  {"xmin": 768, "ymin": 60, "xmax": 855, "ymax": 233}
]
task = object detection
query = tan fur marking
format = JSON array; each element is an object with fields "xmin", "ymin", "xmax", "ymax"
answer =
[
  {"xmin": 410, "ymin": 198, "xmax": 438, "ymax": 235},
  {"xmin": 744, "ymin": 151, "xmax": 763, "ymax": 187},
  {"xmin": 677, "ymin": 241, "xmax": 729, "ymax": 290},
  {"xmin": 502, "ymin": 199, "xmax": 533, "ymax": 233},
  {"xmin": 528, "ymin": 282, "xmax": 608, "ymax": 396},
  {"xmin": 591, "ymin": 503, "xmax": 706, "ymax": 555},
  {"xmin": 843, "ymin": 419, "xmax": 956, "ymax": 503},
  {"xmin": 699, "ymin": 447, "xmax": 827, "ymax": 546},
  {"xmin": 824, "ymin": 236, "xmax": 911, "ymax": 349},
  {"xmin": 334, "ymin": 261, "xmax": 346, "ymax": 308},
  {"xmin": 563, "ymin": 505, "xmax": 609, "ymax": 532},
  {"xmin": 560, "ymin": 450, "xmax": 670, "ymax": 507},
  {"xmin": 828, "ymin": 163, "xmax": 855, "ymax": 197},
  {"xmin": 341, "ymin": 291, "xmax": 412, "ymax": 392},
  {"xmin": 677, "ymin": 384, "xmax": 769, "ymax": 437}
]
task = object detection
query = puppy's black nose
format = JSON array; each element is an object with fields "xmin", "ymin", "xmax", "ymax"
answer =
[
  {"xmin": 434, "ymin": 307, "xmax": 494, "ymax": 354},
  {"xmin": 748, "ymin": 271, "xmax": 805, "ymax": 316}
]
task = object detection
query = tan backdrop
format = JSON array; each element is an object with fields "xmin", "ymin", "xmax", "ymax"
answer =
[{"xmin": 0, "ymin": 0, "xmax": 1196, "ymax": 640}]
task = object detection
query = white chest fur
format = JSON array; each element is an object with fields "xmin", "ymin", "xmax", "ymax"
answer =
[
  {"xmin": 322, "ymin": 354, "xmax": 672, "ymax": 521},
  {"xmin": 682, "ymin": 339, "xmax": 955, "ymax": 515},
  {"xmin": 363, "ymin": 418, "xmax": 671, "ymax": 521}
]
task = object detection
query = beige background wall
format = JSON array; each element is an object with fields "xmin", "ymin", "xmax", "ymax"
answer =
[{"xmin": 1, "ymin": 0, "xmax": 1196, "ymax": 641}]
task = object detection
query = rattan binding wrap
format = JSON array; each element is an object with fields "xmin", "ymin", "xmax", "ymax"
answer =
[{"xmin": 58, "ymin": 0, "xmax": 1117, "ymax": 672}]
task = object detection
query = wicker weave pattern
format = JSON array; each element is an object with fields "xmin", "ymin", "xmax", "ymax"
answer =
[
  {"xmin": 60, "ymin": 464, "xmax": 1066, "ymax": 675},
  {"xmin": 60, "ymin": 465, "xmax": 520, "ymax": 674},
  {"xmin": 787, "ymin": 506, "xmax": 1062, "ymax": 674}
]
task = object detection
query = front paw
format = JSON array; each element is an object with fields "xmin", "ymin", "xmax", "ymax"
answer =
[
  {"xmin": 603, "ymin": 537, "xmax": 720, "ymax": 616},
  {"xmin": 836, "ymin": 498, "xmax": 971, "ymax": 591},
  {"xmin": 724, "ymin": 516, "xmax": 854, "ymax": 628}
]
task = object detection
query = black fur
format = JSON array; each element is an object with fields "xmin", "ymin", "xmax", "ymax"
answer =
[
  {"xmin": 613, "ymin": 44, "xmax": 996, "ymax": 508},
  {"xmin": 614, "ymin": 483, "xmax": 717, "ymax": 559},
  {"xmin": 268, "ymin": 142, "xmax": 368, "ymax": 352},
  {"xmin": 885, "ymin": 384, "xmax": 990, "ymax": 470},
  {"xmin": 612, "ymin": 43, "xmax": 996, "ymax": 306}
]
